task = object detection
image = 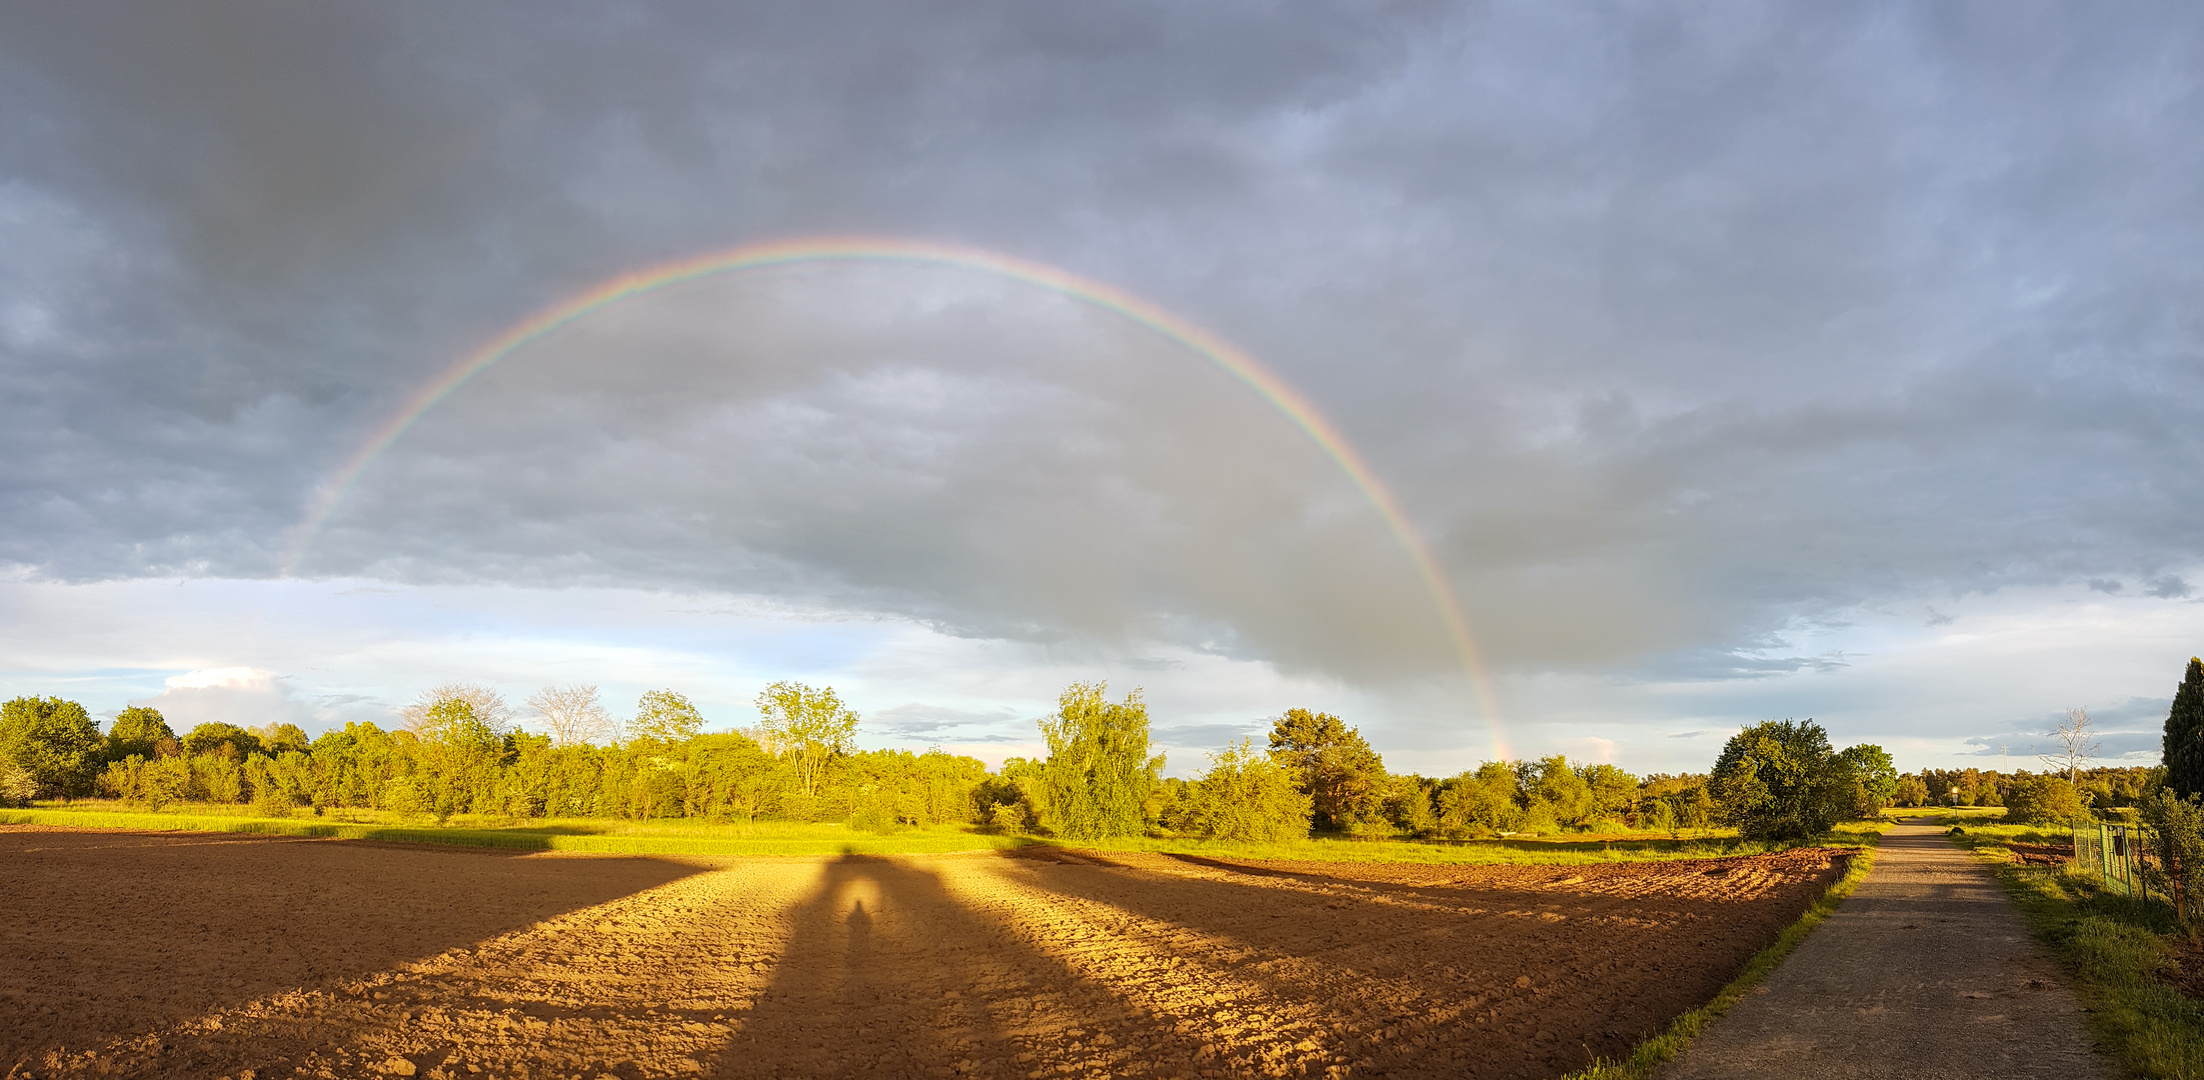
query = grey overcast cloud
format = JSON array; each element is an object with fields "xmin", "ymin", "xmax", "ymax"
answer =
[{"xmin": 2, "ymin": 2, "xmax": 2200, "ymax": 774}]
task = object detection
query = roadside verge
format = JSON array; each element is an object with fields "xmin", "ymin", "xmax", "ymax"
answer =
[{"xmin": 1950, "ymin": 823, "xmax": 2204, "ymax": 1078}]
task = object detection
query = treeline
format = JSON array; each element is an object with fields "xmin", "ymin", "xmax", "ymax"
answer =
[
  {"xmin": 0, "ymin": 685, "xmax": 986, "ymax": 829},
  {"xmin": 1885, "ymin": 765, "xmax": 2158, "ymax": 811},
  {"xmin": 3, "ymin": 682, "xmax": 1899, "ymax": 842}
]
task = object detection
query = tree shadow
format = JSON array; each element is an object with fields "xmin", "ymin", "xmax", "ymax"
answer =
[{"xmin": 0, "ymin": 827, "xmax": 700, "ymax": 1070}]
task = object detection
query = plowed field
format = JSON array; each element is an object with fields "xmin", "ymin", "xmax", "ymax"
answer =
[{"xmin": 0, "ymin": 826, "xmax": 1845, "ymax": 1079}]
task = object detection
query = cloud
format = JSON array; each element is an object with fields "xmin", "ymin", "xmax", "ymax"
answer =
[
  {"xmin": 128, "ymin": 669, "xmax": 322, "ymax": 733},
  {"xmin": 1151, "ymin": 722, "xmax": 1269, "ymax": 751},
  {"xmin": 2148, "ymin": 576, "xmax": 2193, "ymax": 599},
  {"xmin": 867, "ymin": 702, "xmax": 1029, "ymax": 744},
  {"xmin": 4, "ymin": 4, "xmax": 2204, "ymax": 757}
]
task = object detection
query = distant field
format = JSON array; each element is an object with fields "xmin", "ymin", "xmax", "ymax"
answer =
[
  {"xmin": 1065, "ymin": 825, "xmax": 1879, "ymax": 867},
  {"xmin": 0, "ymin": 805, "xmax": 1029, "ymax": 856},
  {"xmin": 4, "ymin": 801, "xmax": 1873, "ymax": 864},
  {"xmin": 1882, "ymin": 805, "xmax": 2008, "ymax": 824}
]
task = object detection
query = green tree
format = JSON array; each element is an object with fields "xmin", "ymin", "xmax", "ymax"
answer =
[
  {"xmin": 631, "ymin": 689, "xmax": 706, "ymax": 744},
  {"xmin": 1435, "ymin": 761, "xmax": 1522, "ymax": 836},
  {"xmin": 2166, "ymin": 658, "xmax": 2204, "ymax": 800},
  {"xmin": 1178, "ymin": 740, "xmax": 1311, "ymax": 842},
  {"xmin": 1520, "ymin": 756, "xmax": 1595, "ymax": 829},
  {"xmin": 1578, "ymin": 762, "xmax": 1638, "ymax": 824},
  {"xmin": 1037, "ymin": 682, "xmax": 1161, "ymax": 839},
  {"xmin": 0, "ymin": 696, "xmax": 104, "ymax": 799},
  {"xmin": 1837, "ymin": 744, "xmax": 1900, "ymax": 817},
  {"xmin": 106, "ymin": 706, "xmax": 175, "ymax": 761},
  {"xmin": 2005, "ymin": 775, "xmax": 2087, "ymax": 825},
  {"xmin": 1710, "ymin": 719, "xmax": 1849, "ymax": 840},
  {"xmin": 182, "ymin": 721, "xmax": 262, "ymax": 760},
  {"xmin": 1267, "ymin": 708, "xmax": 1387, "ymax": 831},
  {"xmin": 252, "ymin": 722, "xmax": 312, "ymax": 755},
  {"xmin": 413, "ymin": 698, "xmax": 505, "ymax": 821},
  {"xmin": 1893, "ymin": 774, "xmax": 1930, "ymax": 807},
  {"xmin": 755, "ymin": 682, "xmax": 861, "ymax": 798}
]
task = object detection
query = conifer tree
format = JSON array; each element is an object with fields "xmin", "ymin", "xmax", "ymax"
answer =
[{"xmin": 2165, "ymin": 657, "xmax": 2204, "ymax": 800}]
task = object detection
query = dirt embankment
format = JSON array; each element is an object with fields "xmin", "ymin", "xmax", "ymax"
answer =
[{"xmin": 1, "ymin": 826, "xmax": 1844, "ymax": 1080}]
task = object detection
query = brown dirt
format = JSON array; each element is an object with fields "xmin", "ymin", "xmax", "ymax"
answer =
[
  {"xmin": 0, "ymin": 826, "xmax": 1846, "ymax": 1080},
  {"xmin": 2005, "ymin": 841, "xmax": 2075, "ymax": 867}
]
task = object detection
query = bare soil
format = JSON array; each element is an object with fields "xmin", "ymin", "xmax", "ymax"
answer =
[
  {"xmin": 2005, "ymin": 841, "xmax": 2076, "ymax": 868},
  {"xmin": 0, "ymin": 826, "xmax": 1845, "ymax": 1080}
]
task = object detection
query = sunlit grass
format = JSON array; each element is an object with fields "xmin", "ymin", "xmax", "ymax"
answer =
[
  {"xmin": 1947, "ymin": 823, "xmax": 2204, "ymax": 1079},
  {"xmin": 1, "ymin": 804, "xmax": 1032, "ymax": 856},
  {"xmin": 1056, "ymin": 821, "xmax": 1879, "ymax": 867},
  {"xmin": 11, "ymin": 801, "xmax": 1881, "ymax": 864}
]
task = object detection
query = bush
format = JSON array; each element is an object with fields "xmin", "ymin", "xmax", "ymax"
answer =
[
  {"xmin": 2006, "ymin": 775, "xmax": 2087, "ymax": 825},
  {"xmin": 1, "ymin": 696, "xmax": 104, "ymax": 799},
  {"xmin": 0, "ymin": 756, "xmax": 36, "ymax": 807},
  {"xmin": 1175, "ymin": 741, "xmax": 1311, "ymax": 842}
]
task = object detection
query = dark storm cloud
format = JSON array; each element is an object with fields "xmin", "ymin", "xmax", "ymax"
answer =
[{"xmin": 5, "ymin": 2, "xmax": 2204, "ymax": 687}]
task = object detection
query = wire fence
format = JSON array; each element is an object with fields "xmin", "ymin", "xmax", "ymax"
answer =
[{"xmin": 2073, "ymin": 819, "xmax": 2153, "ymax": 899}]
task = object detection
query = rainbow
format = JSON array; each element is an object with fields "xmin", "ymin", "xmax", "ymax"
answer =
[{"xmin": 283, "ymin": 237, "xmax": 1505, "ymax": 748}]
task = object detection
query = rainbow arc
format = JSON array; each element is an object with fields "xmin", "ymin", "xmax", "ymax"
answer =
[{"xmin": 283, "ymin": 237, "xmax": 1505, "ymax": 751}]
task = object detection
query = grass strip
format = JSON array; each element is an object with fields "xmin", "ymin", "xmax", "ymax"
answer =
[
  {"xmin": 1558, "ymin": 824, "xmax": 1885, "ymax": 1080},
  {"xmin": 0, "ymin": 808, "xmax": 1034, "ymax": 856},
  {"xmin": 1051, "ymin": 831, "xmax": 1774, "ymax": 868},
  {"xmin": 1949, "ymin": 823, "xmax": 2204, "ymax": 1079}
]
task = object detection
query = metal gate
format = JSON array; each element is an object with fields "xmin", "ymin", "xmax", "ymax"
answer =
[{"xmin": 2073, "ymin": 820, "xmax": 2149, "ymax": 898}]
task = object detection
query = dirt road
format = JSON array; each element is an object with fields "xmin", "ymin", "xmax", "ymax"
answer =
[
  {"xmin": 3, "ymin": 826, "xmax": 1846, "ymax": 1079},
  {"xmin": 1656, "ymin": 821, "xmax": 2113, "ymax": 1080}
]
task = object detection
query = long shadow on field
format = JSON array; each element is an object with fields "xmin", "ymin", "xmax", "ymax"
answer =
[
  {"xmin": 1005, "ymin": 847, "xmax": 1847, "ymax": 1080},
  {"xmin": 0, "ymin": 828, "xmax": 698, "ymax": 1071},
  {"xmin": 711, "ymin": 855, "xmax": 1214, "ymax": 1080}
]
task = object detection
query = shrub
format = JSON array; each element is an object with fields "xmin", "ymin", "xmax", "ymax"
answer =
[
  {"xmin": 2142, "ymin": 791, "xmax": 2204, "ymax": 928},
  {"xmin": 1, "ymin": 696, "xmax": 104, "ymax": 799},
  {"xmin": 0, "ymin": 756, "xmax": 36, "ymax": 807},
  {"xmin": 2006, "ymin": 775, "xmax": 2087, "ymax": 825}
]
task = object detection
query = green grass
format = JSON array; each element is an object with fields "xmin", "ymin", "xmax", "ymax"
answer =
[
  {"xmin": 0, "ymin": 804, "xmax": 1034, "ymax": 856},
  {"xmin": 6, "ymin": 801, "xmax": 1859, "ymax": 868},
  {"xmin": 1948, "ymin": 823, "xmax": 2204, "ymax": 1079},
  {"xmin": 1881, "ymin": 805, "xmax": 2009, "ymax": 826},
  {"xmin": 1051, "ymin": 828, "xmax": 1843, "ymax": 868},
  {"xmin": 1559, "ymin": 820, "xmax": 1888, "ymax": 1080}
]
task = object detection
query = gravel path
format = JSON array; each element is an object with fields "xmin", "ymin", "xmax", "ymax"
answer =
[{"xmin": 1658, "ymin": 820, "xmax": 2114, "ymax": 1080}]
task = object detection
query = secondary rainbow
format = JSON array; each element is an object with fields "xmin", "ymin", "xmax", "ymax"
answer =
[{"xmin": 284, "ymin": 237, "xmax": 1506, "ymax": 745}]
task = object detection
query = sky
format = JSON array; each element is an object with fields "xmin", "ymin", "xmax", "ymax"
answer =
[{"xmin": 2, "ymin": 2, "xmax": 2201, "ymax": 777}]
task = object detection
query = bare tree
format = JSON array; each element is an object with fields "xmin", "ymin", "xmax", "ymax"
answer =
[
  {"xmin": 401, "ymin": 683, "xmax": 513, "ymax": 737},
  {"xmin": 527, "ymin": 684, "xmax": 614, "ymax": 747},
  {"xmin": 2038, "ymin": 707, "xmax": 2102, "ymax": 785}
]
